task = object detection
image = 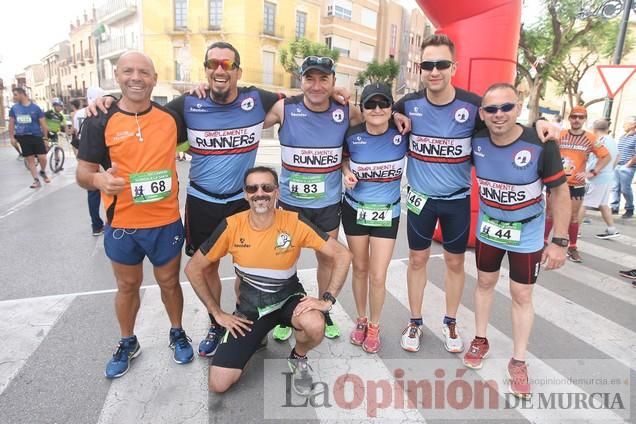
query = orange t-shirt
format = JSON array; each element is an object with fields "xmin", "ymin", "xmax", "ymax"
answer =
[
  {"xmin": 79, "ymin": 102, "xmax": 186, "ymax": 228},
  {"xmin": 557, "ymin": 130, "xmax": 609, "ymax": 187},
  {"xmin": 201, "ymin": 209, "xmax": 328, "ymax": 290}
]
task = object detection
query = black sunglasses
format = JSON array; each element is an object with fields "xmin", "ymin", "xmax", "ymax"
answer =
[
  {"xmin": 363, "ymin": 99, "xmax": 392, "ymax": 110},
  {"xmin": 482, "ymin": 103, "xmax": 517, "ymax": 114},
  {"xmin": 301, "ymin": 56, "xmax": 335, "ymax": 71},
  {"xmin": 244, "ymin": 183, "xmax": 277, "ymax": 194},
  {"xmin": 419, "ymin": 60, "xmax": 454, "ymax": 71}
]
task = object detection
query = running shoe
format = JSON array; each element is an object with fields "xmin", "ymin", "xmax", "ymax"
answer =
[
  {"xmin": 567, "ymin": 247, "xmax": 582, "ymax": 263},
  {"xmin": 169, "ymin": 328, "xmax": 194, "ymax": 364},
  {"xmin": 442, "ymin": 322, "xmax": 464, "ymax": 353},
  {"xmin": 618, "ymin": 269, "xmax": 636, "ymax": 280},
  {"xmin": 400, "ymin": 322, "xmax": 423, "ymax": 352},
  {"xmin": 92, "ymin": 227, "xmax": 104, "ymax": 236},
  {"xmin": 611, "ymin": 209, "xmax": 619, "ymax": 215},
  {"xmin": 29, "ymin": 179, "xmax": 41, "ymax": 189},
  {"xmin": 198, "ymin": 325, "xmax": 225, "ymax": 357},
  {"xmin": 362, "ymin": 322, "xmax": 381, "ymax": 354},
  {"xmin": 621, "ymin": 211, "xmax": 633, "ymax": 219},
  {"xmin": 507, "ymin": 359, "xmax": 531, "ymax": 399},
  {"xmin": 595, "ymin": 230, "xmax": 620, "ymax": 240},
  {"xmin": 39, "ymin": 170, "xmax": 50, "ymax": 183},
  {"xmin": 105, "ymin": 336, "xmax": 141, "ymax": 379},
  {"xmin": 324, "ymin": 313, "xmax": 340, "ymax": 339},
  {"xmin": 463, "ymin": 338, "xmax": 489, "ymax": 369},
  {"xmin": 288, "ymin": 355, "xmax": 315, "ymax": 397},
  {"xmin": 273, "ymin": 325, "xmax": 293, "ymax": 342},
  {"xmin": 350, "ymin": 317, "xmax": 368, "ymax": 346}
]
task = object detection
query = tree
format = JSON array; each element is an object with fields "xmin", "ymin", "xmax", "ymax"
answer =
[
  {"xmin": 279, "ymin": 38, "xmax": 339, "ymax": 82},
  {"xmin": 518, "ymin": 0, "xmax": 609, "ymax": 122},
  {"xmin": 354, "ymin": 59, "xmax": 400, "ymax": 87}
]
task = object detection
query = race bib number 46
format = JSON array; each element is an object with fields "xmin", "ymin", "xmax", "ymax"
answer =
[
  {"xmin": 406, "ymin": 186, "xmax": 428, "ymax": 215},
  {"xmin": 479, "ymin": 215, "xmax": 522, "ymax": 246},
  {"xmin": 290, "ymin": 174, "xmax": 325, "ymax": 199},
  {"xmin": 129, "ymin": 170, "xmax": 172, "ymax": 203},
  {"xmin": 356, "ymin": 203, "xmax": 393, "ymax": 227}
]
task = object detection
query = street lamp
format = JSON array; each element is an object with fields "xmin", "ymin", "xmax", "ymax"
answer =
[{"xmin": 580, "ymin": 0, "xmax": 634, "ymax": 121}]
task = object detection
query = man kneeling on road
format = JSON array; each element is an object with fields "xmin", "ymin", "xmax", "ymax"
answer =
[{"xmin": 185, "ymin": 166, "xmax": 352, "ymax": 395}]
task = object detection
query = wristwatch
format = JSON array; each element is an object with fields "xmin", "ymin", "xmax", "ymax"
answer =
[
  {"xmin": 551, "ymin": 237, "xmax": 569, "ymax": 247},
  {"xmin": 322, "ymin": 292, "xmax": 336, "ymax": 306}
]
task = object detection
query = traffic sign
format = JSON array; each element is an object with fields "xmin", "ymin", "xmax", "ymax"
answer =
[{"xmin": 597, "ymin": 65, "xmax": 636, "ymax": 99}]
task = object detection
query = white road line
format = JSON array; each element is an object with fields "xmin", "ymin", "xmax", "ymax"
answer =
[
  {"xmin": 97, "ymin": 285, "xmax": 209, "ymax": 424},
  {"xmin": 0, "ymin": 296, "xmax": 74, "ymax": 395},
  {"xmin": 576, "ymin": 239, "xmax": 636, "ymax": 269},
  {"xmin": 385, "ymin": 259, "xmax": 627, "ymax": 423},
  {"xmin": 463, "ymin": 251, "xmax": 636, "ymax": 370},
  {"xmin": 553, "ymin": 261, "xmax": 636, "ymax": 305}
]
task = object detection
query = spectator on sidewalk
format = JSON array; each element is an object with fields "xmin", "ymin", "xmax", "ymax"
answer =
[{"xmin": 610, "ymin": 115, "xmax": 636, "ymax": 218}]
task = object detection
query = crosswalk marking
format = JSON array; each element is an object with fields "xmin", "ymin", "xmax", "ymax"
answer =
[
  {"xmin": 576, "ymin": 239, "xmax": 636, "ymax": 269},
  {"xmin": 463, "ymin": 251, "xmax": 636, "ymax": 370},
  {"xmin": 553, "ymin": 261, "xmax": 636, "ymax": 305},
  {"xmin": 384, "ymin": 260, "xmax": 628, "ymax": 423}
]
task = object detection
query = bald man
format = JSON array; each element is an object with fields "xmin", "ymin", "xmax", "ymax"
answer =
[{"xmin": 76, "ymin": 51, "xmax": 194, "ymax": 378}]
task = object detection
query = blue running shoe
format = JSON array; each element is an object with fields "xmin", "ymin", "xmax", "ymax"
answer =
[
  {"xmin": 198, "ymin": 325, "xmax": 225, "ymax": 357},
  {"xmin": 105, "ymin": 336, "xmax": 141, "ymax": 379},
  {"xmin": 169, "ymin": 328, "xmax": 194, "ymax": 364}
]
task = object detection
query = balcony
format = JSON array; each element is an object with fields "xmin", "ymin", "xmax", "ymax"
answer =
[
  {"xmin": 261, "ymin": 24, "xmax": 285, "ymax": 41},
  {"xmin": 96, "ymin": 0, "xmax": 137, "ymax": 25},
  {"xmin": 99, "ymin": 35, "xmax": 137, "ymax": 60}
]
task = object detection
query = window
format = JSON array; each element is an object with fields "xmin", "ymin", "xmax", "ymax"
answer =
[
  {"xmin": 361, "ymin": 8, "xmax": 377, "ymax": 29},
  {"xmin": 262, "ymin": 51, "xmax": 275, "ymax": 85},
  {"xmin": 358, "ymin": 43, "xmax": 374, "ymax": 63},
  {"xmin": 174, "ymin": 0, "xmax": 187, "ymax": 29},
  {"xmin": 153, "ymin": 96, "xmax": 168, "ymax": 105},
  {"xmin": 325, "ymin": 35, "xmax": 350, "ymax": 57},
  {"xmin": 209, "ymin": 0, "xmax": 222, "ymax": 30},
  {"xmin": 295, "ymin": 11, "xmax": 307, "ymax": 39},
  {"xmin": 327, "ymin": 0, "xmax": 352, "ymax": 20},
  {"xmin": 264, "ymin": 2, "xmax": 276, "ymax": 35},
  {"xmin": 335, "ymin": 72, "xmax": 350, "ymax": 89}
]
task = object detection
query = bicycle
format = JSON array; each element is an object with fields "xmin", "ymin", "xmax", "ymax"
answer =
[{"xmin": 23, "ymin": 132, "xmax": 67, "ymax": 173}]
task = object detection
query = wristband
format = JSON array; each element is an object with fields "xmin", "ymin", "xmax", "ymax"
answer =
[{"xmin": 590, "ymin": 169, "xmax": 598, "ymax": 177}]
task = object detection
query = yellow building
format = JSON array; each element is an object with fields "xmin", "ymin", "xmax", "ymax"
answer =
[{"xmin": 95, "ymin": 0, "xmax": 322, "ymax": 103}]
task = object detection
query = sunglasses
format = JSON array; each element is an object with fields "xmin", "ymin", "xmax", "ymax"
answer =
[
  {"xmin": 244, "ymin": 183, "xmax": 277, "ymax": 194},
  {"xmin": 482, "ymin": 103, "xmax": 517, "ymax": 114},
  {"xmin": 301, "ymin": 56, "xmax": 335, "ymax": 71},
  {"xmin": 204, "ymin": 58, "xmax": 239, "ymax": 71},
  {"xmin": 569, "ymin": 115, "xmax": 586, "ymax": 120},
  {"xmin": 363, "ymin": 99, "xmax": 392, "ymax": 110},
  {"xmin": 419, "ymin": 60, "xmax": 454, "ymax": 71}
]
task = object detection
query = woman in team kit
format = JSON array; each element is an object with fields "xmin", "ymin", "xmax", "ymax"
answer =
[{"xmin": 341, "ymin": 83, "xmax": 408, "ymax": 353}]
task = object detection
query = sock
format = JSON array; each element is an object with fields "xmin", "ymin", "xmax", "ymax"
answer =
[
  {"xmin": 410, "ymin": 317, "xmax": 423, "ymax": 326},
  {"xmin": 289, "ymin": 347, "xmax": 307, "ymax": 360},
  {"xmin": 608, "ymin": 226, "xmax": 616, "ymax": 234},
  {"xmin": 208, "ymin": 313, "xmax": 219, "ymax": 327},
  {"xmin": 568, "ymin": 222, "xmax": 579, "ymax": 247},
  {"xmin": 510, "ymin": 357, "xmax": 525, "ymax": 366},
  {"xmin": 443, "ymin": 315, "xmax": 456, "ymax": 325},
  {"xmin": 324, "ymin": 312, "xmax": 334, "ymax": 326},
  {"xmin": 475, "ymin": 336, "xmax": 488, "ymax": 343},
  {"xmin": 544, "ymin": 217, "xmax": 553, "ymax": 242}
]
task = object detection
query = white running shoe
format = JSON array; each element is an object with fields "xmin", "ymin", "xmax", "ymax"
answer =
[
  {"xmin": 442, "ymin": 322, "xmax": 464, "ymax": 353},
  {"xmin": 400, "ymin": 322, "xmax": 423, "ymax": 352}
]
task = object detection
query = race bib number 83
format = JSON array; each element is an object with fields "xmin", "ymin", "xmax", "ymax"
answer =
[{"xmin": 290, "ymin": 174, "xmax": 325, "ymax": 200}]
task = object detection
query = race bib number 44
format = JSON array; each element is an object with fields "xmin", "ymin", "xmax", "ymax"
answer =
[
  {"xmin": 129, "ymin": 170, "xmax": 172, "ymax": 203},
  {"xmin": 356, "ymin": 203, "xmax": 393, "ymax": 227},
  {"xmin": 290, "ymin": 174, "xmax": 325, "ymax": 199},
  {"xmin": 479, "ymin": 215, "xmax": 522, "ymax": 246}
]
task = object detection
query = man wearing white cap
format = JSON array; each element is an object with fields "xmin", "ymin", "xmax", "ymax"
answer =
[{"xmin": 73, "ymin": 87, "xmax": 106, "ymax": 235}]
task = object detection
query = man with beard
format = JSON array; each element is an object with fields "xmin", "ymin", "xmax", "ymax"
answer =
[{"xmin": 185, "ymin": 166, "xmax": 351, "ymax": 396}]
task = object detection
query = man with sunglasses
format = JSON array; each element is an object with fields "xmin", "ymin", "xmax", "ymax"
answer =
[
  {"xmin": 544, "ymin": 106, "xmax": 610, "ymax": 263},
  {"xmin": 464, "ymin": 83, "xmax": 570, "ymax": 399},
  {"xmin": 393, "ymin": 34, "xmax": 557, "ymax": 355},
  {"xmin": 185, "ymin": 166, "xmax": 351, "ymax": 396}
]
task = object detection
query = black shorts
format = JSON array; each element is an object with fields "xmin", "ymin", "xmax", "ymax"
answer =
[
  {"xmin": 212, "ymin": 292, "xmax": 306, "ymax": 370},
  {"xmin": 341, "ymin": 200, "xmax": 400, "ymax": 239},
  {"xmin": 184, "ymin": 194, "xmax": 249, "ymax": 256},
  {"xmin": 15, "ymin": 135, "xmax": 46, "ymax": 157},
  {"xmin": 407, "ymin": 196, "xmax": 471, "ymax": 254},
  {"xmin": 547, "ymin": 185, "xmax": 585, "ymax": 200},
  {"xmin": 278, "ymin": 200, "xmax": 341, "ymax": 233},
  {"xmin": 475, "ymin": 239, "xmax": 543, "ymax": 284}
]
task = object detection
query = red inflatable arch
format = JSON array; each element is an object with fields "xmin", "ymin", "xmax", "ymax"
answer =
[{"xmin": 416, "ymin": 0, "xmax": 522, "ymax": 247}]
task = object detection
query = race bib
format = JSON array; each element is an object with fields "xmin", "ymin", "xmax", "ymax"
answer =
[
  {"xmin": 356, "ymin": 203, "xmax": 393, "ymax": 227},
  {"xmin": 289, "ymin": 174, "xmax": 325, "ymax": 199},
  {"xmin": 479, "ymin": 215, "xmax": 522, "ymax": 246},
  {"xmin": 406, "ymin": 186, "xmax": 428, "ymax": 215},
  {"xmin": 16, "ymin": 114, "xmax": 32, "ymax": 124},
  {"xmin": 129, "ymin": 170, "xmax": 172, "ymax": 204}
]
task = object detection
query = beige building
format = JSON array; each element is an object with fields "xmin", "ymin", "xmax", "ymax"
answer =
[
  {"xmin": 23, "ymin": 64, "xmax": 47, "ymax": 108},
  {"xmin": 41, "ymin": 42, "xmax": 71, "ymax": 109},
  {"xmin": 59, "ymin": 10, "xmax": 99, "ymax": 103},
  {"xmin": 398, "ymin": 7, "xmax": 433, "ymax": 95}
]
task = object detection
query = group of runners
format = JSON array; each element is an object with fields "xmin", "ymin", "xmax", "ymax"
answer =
[{"xmin": 74, "ymin": 33, "xmax": 590, "ymax": 400}]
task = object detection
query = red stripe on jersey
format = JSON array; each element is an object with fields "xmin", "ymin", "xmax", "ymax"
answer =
[
  {"xmin": 190, "ymin": 143, "xmax": 259, "ymax": 156},
  {"xmin": 408, "ymin": 151, "xmax": 471, "ymax": 164}
]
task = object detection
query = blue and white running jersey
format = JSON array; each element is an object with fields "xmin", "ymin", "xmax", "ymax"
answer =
[
  {"xmin": 472, "ymin": 126, "xmax": 566, "ymax": 253},
  {"xmin": 168, "ymin": 87, "xmax": 281, "ymax": 203},
  {"xmin": 394, "ymin": 88, "xmax": 482, "ymax": 199},
  {"xmin": 278, "ymin": 95, "xmax": 349, "ymax": 208},
  {"xmin": 343, "ymin": 123, "xmax": 407, "ymax": 217}
]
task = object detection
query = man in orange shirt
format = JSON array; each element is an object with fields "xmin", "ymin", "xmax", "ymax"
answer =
[
  {"xmin": 545, "ymin": 106, "xmax": 610, "ymax": 262},
  {"xmin": 76, "ymin": 51, "xmax": 194, "ymax": 378}
]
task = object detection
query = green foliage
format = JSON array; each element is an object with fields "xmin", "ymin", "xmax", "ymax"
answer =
[
  {"xmin": 355, "ymin": 59, "xmax": 400, "ymax": 87},
  {"xmin": 279, "ymin": 38, "xmax": 339, "ymax": 81}
]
